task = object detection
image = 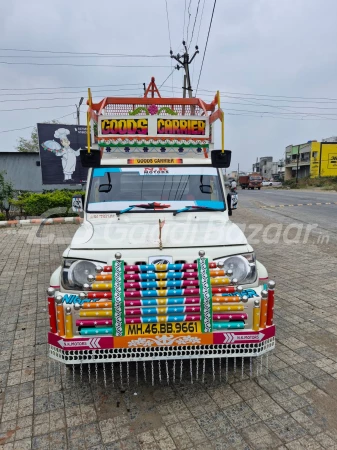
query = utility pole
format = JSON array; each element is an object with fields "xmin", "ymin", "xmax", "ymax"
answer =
[
  {"xmin": 76, "ymin": 97, "xmax": 84, "ymax": 126},
  {"xmin": 170, "ymin": 42, "xmax": 199, "ymax": 113},
  {"xmin": 296, "ymin": 147, "xmax": 300, "ymax": 183}
]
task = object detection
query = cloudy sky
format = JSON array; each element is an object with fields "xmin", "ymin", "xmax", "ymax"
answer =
[{"xmin": 1, "ymin": 0, "xmax": 337, "ymax": 171}]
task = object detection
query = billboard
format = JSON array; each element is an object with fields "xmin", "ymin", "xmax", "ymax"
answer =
[
  {"xmin": 37, "ymin": 123, "xmax": 89, "ymax": 185},
  {"xmin": 310, "ymin": 142, "xmax": 337, "ymax": 177},
  {"xmin": 98, "ymin": 115, "xmax": 209, "ymax": 138}
]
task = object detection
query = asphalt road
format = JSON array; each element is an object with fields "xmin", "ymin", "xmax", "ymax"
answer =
[{"xmin": 236, "ymin": 188, "xmax": 337, "ymax": 245}]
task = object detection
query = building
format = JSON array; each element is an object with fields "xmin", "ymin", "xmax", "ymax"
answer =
[
  {"xmin": 284, "ymin": 138, "xmax": 337, "ymax": 180},
  {"xmin": 252, "ymin": 157, "xmax": 285, "ymax": 180},
  {"xmin": 0, "ymin": 152, "xmax": 82, "ymax": 192}
]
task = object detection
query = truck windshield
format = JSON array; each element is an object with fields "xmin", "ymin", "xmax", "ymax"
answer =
[{"xmin": 87, "ymin": 166, "xmax": 225, "ymax": 213}]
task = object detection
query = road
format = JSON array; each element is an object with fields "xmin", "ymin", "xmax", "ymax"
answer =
[
  {"xmin": 1, "ymin": 201, "xmax": 337, "ymax": 449},
  {"xmin": 236, "ymin": 188, "xmax": 337, "ymax": 245}
]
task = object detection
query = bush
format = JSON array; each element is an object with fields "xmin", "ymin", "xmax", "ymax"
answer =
[
  {"xmin": 284, "ymin": 176, "xmax": 337, "ymax": 190},
  {"xmin": 0, "ymin": 212, "xmax": 5, "ymax": 221},
  {"xmin": 11, "ymin": 189, "xmax": 85, "ymax": 217}
]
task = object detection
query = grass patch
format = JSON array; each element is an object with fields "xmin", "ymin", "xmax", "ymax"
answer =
[{"xmin": 283, "ymin": 176, "xmax": 337, "ymax": 190}]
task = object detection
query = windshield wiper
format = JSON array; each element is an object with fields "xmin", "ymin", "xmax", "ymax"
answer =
[
  {"xmin": 173, "ymin": 205, "xmax": 223, "ymax": 216},
  {"xmin": 117, "ymin": 202, "xmax": 170, "ymax": 216}
]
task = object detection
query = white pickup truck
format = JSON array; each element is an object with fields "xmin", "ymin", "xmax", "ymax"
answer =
[{"xmin": 47, "ymin": 82, "xmax": 275, "ymax": 383}]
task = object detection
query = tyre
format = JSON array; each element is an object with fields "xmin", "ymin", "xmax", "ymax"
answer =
[{"xmin": 258, "ymin": 187, "xmax": 261, "ymax": 190}]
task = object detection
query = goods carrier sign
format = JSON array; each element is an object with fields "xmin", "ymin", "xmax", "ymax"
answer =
[
  {"xmin": 98, "ymin": 115, "xmax": 209, "ymax": 138},
  {"xmin": 99, "ymin": 116, "xmax": 209, "ymax": 137}
]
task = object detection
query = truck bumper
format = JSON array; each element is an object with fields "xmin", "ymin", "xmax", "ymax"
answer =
[{"xmin": 47, "ymin": 257, "xmax": 275, "ymax": 365}]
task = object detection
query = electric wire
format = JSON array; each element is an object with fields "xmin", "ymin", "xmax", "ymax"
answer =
[
  {"xmin": 164, "ymin": 0, "xmax": 172, "ymax": 51},
  {"xmin": 0, "ymin": 54, "xmax": 169, "ymax": 59},
  {"xmin": 227, "ymin": 112, "xmax": 337, "ymax": 121},
  {"xmin": 183, "ymin": 0, "xmax": 187, "ymax": 42},
  {"xmin": 189, "ymin": 0, "xmax": 201, "ymax": 49},
  {"xmin": 186, "ymin": 0, "xmax": 192, "ymax": 42},
  {"xmin": 196, "ymin": 87, "xmax": 337, "ymax": 102},
  {"xmin": 3, "ymin": 81, "xmax": 337, "ymax": 104},
  {"xmin": 0, "ymin": 61, "xmax": 170, "ymax": 68},
  {"xmin": 159, "ymin": 68, "xmax": 176, "ymax": 89},
  {"xmin": 0, "ymin": 48, "xmax": 167, "ymax": 57},
  {"xmin": 0, "ymin": 112, "xmax": 76, "ymax": 133},
  {"xmin": 164, "ymin": 0, "xmax": 174, "ymax": 96},
  {"xmin": 0, "ymin": 104, "xmax": 84, "ymax": 112},
  {"xmin": 0, "ymin": 87, "xmax": 143, "ymax": 97},
  {"xmin": 0, "ymin": 83, "xmax": 142, "ymax": 91},
  {"xmin": 0, "ymin": 93, "xmax": 144, "ymax": 103},
  {"xmin": 195, "ymin": 0, "xmax": 217, "ymax": 96},
  {"xmin": 192, "ymin": 0, "xmax": 206, "ymax": 84}
]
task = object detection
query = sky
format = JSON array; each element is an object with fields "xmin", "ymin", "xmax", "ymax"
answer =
[{"xmin": 1, "ymin": 0, "xmax": 337, "ymax": 171}]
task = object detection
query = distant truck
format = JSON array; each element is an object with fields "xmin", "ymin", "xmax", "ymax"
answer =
[{"xmin": 239, "ymin": 173, "xmax": 262, "ymax": 190}]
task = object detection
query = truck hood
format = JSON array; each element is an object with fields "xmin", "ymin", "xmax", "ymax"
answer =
[{"xmin": 70, "ymin": 214, "xmax": 247, "ymax": 249}]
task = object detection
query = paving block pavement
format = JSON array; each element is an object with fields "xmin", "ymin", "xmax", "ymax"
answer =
[{"xmin": 1, "ymin": 207, "xmax": 337, "ymax": 449}]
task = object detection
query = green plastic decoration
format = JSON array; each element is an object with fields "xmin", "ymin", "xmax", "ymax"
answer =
[
  {"xmin": 129, "ymin": 107, "xmax": 149, "ymax": 116},
  {"xmin": 157, "ymin": 107, "xmax": 177, "ymax": 115},
  {"xmin": 128, "ymin": 106, "xmax": 177, "ymax": 116}
]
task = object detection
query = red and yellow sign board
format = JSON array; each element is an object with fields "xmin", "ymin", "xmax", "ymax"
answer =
[
  {"xmin": 127, "ymin": 158, "xmax": 183, "ymax": 165},
  {"xmin": 157, "ymin": 119, "xmax": 206, "ymax": 135},
  {"xmin": 101, "ymin": 118, "xmax": 148, "ymax": 135},
  {"xmin": 98, "ymin": 115, "xmax": 209, "ymax": 138}
]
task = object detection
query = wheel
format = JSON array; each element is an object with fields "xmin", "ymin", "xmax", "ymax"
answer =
[
  {"xmin": 242, "ymin": 187, "xmax": 245, "ymax": 190},
  {"xmin": 258, "ymin": 187, "xmax": 261, "ymax": 190}
]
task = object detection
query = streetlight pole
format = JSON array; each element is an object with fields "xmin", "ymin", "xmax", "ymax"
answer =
[{"xmin": 76, "ymin": 97, "xmax": 84, "ymax": 126}]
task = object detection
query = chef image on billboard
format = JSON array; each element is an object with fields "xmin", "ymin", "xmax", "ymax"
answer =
[{"xmin": 42, "ymin": 128, "xmax": 81, "ymax": 181}]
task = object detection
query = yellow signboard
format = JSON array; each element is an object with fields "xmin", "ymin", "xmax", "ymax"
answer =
[{"xmin": 310, "ymin": 142, "xmax": 337, "ymax": 177}]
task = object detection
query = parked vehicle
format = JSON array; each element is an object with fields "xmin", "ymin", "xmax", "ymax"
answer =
[
  {"xmin": 239, "ymin": 173, "xmax": 262, "ymax": 190},
  {"xmin": 239, "ymin": 175, "xmax": 249, "ymax": 189},
  {"xmin": 46, "ymin": 79, "xmax": 275, "ymax": 384},
  {"xmin": 262, "ymin": 181, "xmax": 282, "ymax": 187}
]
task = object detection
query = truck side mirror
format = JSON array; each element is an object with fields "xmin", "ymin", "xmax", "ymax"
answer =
[
  {"xmin": 72, "ymin": 195, "xmax": 84, "ymax": 213},
  {"xmin": 231, "ymin": 193, "xmax": 238, "ymax": 210},
  {"xmin": 227, "ymin": 193, "xmax": 232, "ymax": 216},
  {"xmin": 80, "ymin": 149, "xmax": 101, "ymax": 168},
  {"xmin": 211, "ymin": 150, "xmax": 231, "ymax": 168}
]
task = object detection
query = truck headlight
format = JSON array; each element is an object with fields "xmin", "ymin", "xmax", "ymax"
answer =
[
  {"xmin": 214, "ymin": 253, "xmax": 256, "ymax": 284},
  {"xmin": 62, "ymin": 259, "xmax": 102, "ymax": 290}
]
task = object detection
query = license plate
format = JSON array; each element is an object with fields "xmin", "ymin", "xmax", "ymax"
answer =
[{"xmin": 126, "ymin": 321, "xmax": 201, "ymax": 336}]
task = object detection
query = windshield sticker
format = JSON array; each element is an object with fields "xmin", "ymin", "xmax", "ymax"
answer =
[
  {"xmin": 127, "ymin": 158, "xmax": 183, "ymax": 164},
  {"xmin": 94, "ymin": 167, "xmax": 218, "ymax": 176}
]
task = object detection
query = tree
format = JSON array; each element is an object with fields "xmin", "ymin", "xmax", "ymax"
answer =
[
  {"xmin": 0, "ymin": 171, "xmax": 15, "ymax": 218},
  {"xmin": 16, "ymin": 120, "xmax": 60, "ymax": 153},
  {"xmin": 16, "ymin": 127, "xmax": 39, "ymax": 152}
]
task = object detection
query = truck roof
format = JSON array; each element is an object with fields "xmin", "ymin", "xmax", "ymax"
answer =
[{"xmin": 86, "ymin": 78, "xmax": 225, "ymax": 166}]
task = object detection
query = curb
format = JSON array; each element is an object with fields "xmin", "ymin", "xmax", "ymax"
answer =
[{"xmin": 0, "ymin": 217, "xmax": 83, "ymax": 228}]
